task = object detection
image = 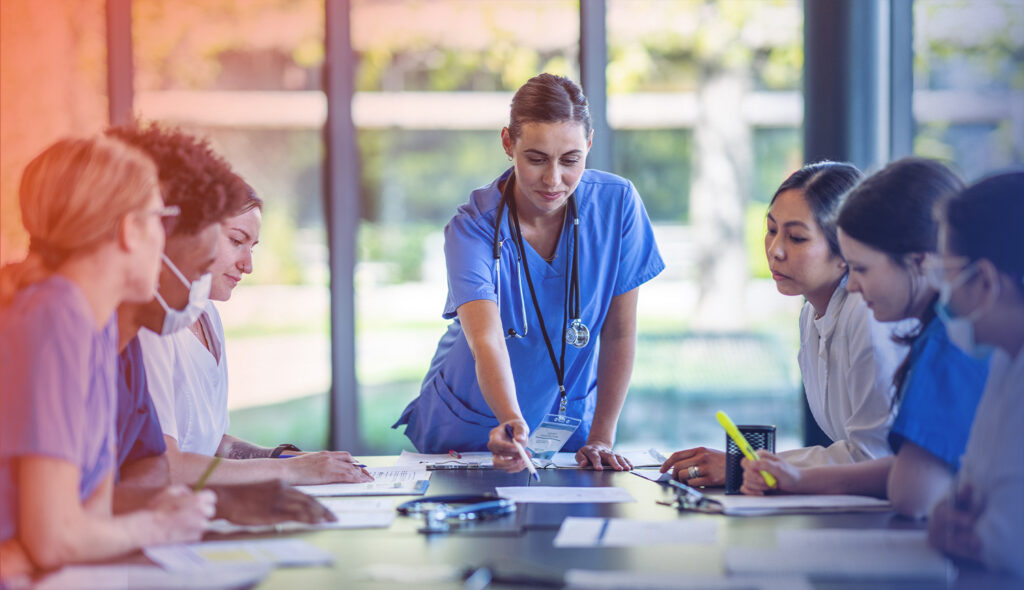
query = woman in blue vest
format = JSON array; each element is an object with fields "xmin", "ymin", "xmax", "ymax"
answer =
[{"xmin": 394, "ymin": 74, "xmax": 664, "ymax": 471}]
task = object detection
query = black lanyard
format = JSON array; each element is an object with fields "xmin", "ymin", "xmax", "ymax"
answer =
[{"xmin": 498, "ymin": 174, "xmax": 576, "ymax": 413}]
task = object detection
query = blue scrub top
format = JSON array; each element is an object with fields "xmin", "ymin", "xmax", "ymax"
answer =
[
  {"xmin": 116, "ymin": 336, "xmax": 167, "ymax": 478},
  {"xmin": 888, "ymin": 317, "xmax": 988, "ymax": 470},
  {"xmin": 394, "ymin": 168, "xmax": 665, "ymax": 453}
]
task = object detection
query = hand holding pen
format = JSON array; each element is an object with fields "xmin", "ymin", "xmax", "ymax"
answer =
[{"xmin": 487, "ymin": 418, "xmax": 535, "ymax": 476}]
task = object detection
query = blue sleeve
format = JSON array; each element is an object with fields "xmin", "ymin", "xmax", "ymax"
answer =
[
  {"xmin": 888, "ymin": 322, "xmax": 988, "ymax": 470},
  {"xmin": 613, "ymin": 181, "xmax": 664, "ymax": 296},
  {"xmin": 0, "ymin": 291, "xmax": 92, "ymax": 466},
  {"xmin": 442, "ymin": 210, "xmax": 498, "ymax": 319},
  {"xmin": 116, "ymin": 338, "xmax": 167, "ymax": 473}
]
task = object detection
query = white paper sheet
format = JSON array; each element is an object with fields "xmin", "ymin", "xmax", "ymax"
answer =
[
  {"xmin": 711, "ymin": 493, "xmax": 891, "ymax": 515},
  {"xmin": 495, "ymin": 486, "xmax": 636, "ymax": 503},
  {"xmin": 725, "ymin": 529, "xmax": 954, "ymax": 581},
  {"xmin": 394, "ymin": 450, "xmax": 494, "ymax": 468},
  {"xmin": 29, "ymin": 564, "xmax": 272, "ymax": 590},
  {"xmin": 295, "ymin": 467, "xmax": 431, "ymax": 496},
  {"xmin": 144, "ymin": 538, "xmax": 333, "ymax": 572},
  {"xmin": 206, "ymin": 498, "xmax": 395, "ymax": 534},
  {"xmin": 553, "ymin": 516, "xmax": 718, "ymax": 547},
  {"xmin": 565, "ymin": 571, "xmax": 813, "ymax": 590}
]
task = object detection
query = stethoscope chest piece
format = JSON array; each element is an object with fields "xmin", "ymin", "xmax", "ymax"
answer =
[{"xmin": 565, "ymin": 319, "xmax": 590, "ymax": 348}]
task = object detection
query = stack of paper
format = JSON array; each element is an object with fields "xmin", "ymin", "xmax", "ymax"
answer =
[
  {"xmin": 206, "ymin": 497, "xmax": 395, "ymax": 535},
  {"xmin": 295, "ymin": 466, "xmax": 430, "ymax": 497},
  {"xmin": 553, "ymin": 516, "xmax": 718, "ymax": 547},
  {"xmin": 724, "ymin": 529, "xmax": 955, "ymax": 581},
  {"xmin": 712, "ymin": 494, "xmax": 891, "ymax": 515}
]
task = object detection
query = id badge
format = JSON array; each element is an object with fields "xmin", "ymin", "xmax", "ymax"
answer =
[{"xmin": 527, "ymin": 414, "xmax": 582, "ymax": 460}]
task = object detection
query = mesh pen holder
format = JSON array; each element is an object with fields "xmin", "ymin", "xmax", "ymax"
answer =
[{"xmin": 725, "ymin": 424, "xmax": 776, "ymax": 495}]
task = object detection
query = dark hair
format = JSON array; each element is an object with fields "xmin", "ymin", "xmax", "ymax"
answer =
[
  {"xmin": 941, "ymin": 170, "xmax": 1024, "ymax": 297},
  {"xmin": 838, "ymin": 158, "xmax": 963, "ymax": 261},
  {"xmin": 508, "ymin": 74, "xmax": 591, "ymax": 141},
  {"xmin": 237, "ymin": 183, "xmax": 264, "ymax": 215},
  {"xmin": 106, "ymin": 121, "xmax": 249, "ymax": 236},
  {"xmin": 769, "ymin": 161, "xmax": 863, "ymax": 257},
  {"xmin": 837, "ymin": 157, "xmax": 965, "ymax": 400}
]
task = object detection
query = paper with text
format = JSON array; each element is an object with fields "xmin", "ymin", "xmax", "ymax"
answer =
[
  {"xmin": 144, "ymin": 538, "xmax": 332, "ymax": 572},
  {"xmin": 295, "ymin": 467, "xmax": 430, "ymax": 496}
]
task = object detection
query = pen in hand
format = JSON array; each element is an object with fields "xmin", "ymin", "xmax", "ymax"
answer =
[
  {"xmin": 505, "ymin": 424, "xmax": 540, "ymax": 482},
  {"xmin": 193, "ymin": 456, "xmax": 222, "ymax": 492}
]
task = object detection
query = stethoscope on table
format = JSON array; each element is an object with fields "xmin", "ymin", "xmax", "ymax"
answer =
[
  {"xmin": 396, "ymin": 494, "xmax": 516, "ymax": 534},
  {"xmin": 492, "ymin": 173, "xmax": 588, "ymax": 413}
]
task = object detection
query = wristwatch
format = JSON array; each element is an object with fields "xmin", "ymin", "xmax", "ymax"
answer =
[{"xmin": 270, "ymin": 443, "xmax": 302, "ymax": 458}]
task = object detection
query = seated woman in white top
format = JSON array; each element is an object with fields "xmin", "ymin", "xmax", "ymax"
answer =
[
  {"xmin": 140, "ymin": 192, "xmax": 371, "ymax": 485},
  {"xmin": 662, "ymin": 162, "xmax": 908, "ymax": 486},
  {"xmin": 928, "ymin": 171, "xmax": 1024, "ymax": 577}
]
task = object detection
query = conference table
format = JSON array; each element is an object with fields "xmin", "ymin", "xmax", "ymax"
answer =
[{"xmin": 235, "ymin": 456, "xmax": 1009, "ymax": 590}]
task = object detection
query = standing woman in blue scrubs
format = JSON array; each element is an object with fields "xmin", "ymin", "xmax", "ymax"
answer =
[{"xmin": 394, "ymin": 73, "xmax": 664, "ymax": 470}]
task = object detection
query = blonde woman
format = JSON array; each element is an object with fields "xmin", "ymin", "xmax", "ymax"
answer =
[{"xmin": 0, "ymin": 136, "xmax": 214, "ymax": 580}]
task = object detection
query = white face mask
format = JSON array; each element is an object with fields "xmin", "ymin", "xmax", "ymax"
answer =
[
  {"xmin": 154, "ymin": 253, "xmax": 212, "ymax": 335},
  {"xmin": 934, "ymin": 262, "xmax": 997, "ymax": 360}
]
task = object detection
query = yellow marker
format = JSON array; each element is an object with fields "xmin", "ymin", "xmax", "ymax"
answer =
[
  {"xmin": 193, "ymin": 456, "xmax": 222, "ymax": 492},
  {"xmin": 716, "ymin": 411, "xmax": 777, "ymax": 489}
]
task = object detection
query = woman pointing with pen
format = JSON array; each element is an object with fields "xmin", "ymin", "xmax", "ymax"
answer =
[{"xmin": 394, "ymin": 74, "xmax": 664, "ymax": 471}]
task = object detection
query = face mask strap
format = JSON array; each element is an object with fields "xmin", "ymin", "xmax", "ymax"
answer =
[{"xmin": 161, "ymin": 253, "xmax": 192, "ymax": 289}]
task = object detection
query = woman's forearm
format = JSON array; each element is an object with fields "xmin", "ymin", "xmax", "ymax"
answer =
[
  {"xmin": 217, "ymin": 434, "xmax": 275, "ymax": 459},
  {"xmin": 458, "ymin": 300, "xmax": 523, "ymax": 424},
  {"xmin": 795, "ymin": 456, "xmax": 894, "ymax": 496},
  {"xmin": 589, "ymin": 289, "xmax": 639, "ymax": 444}
]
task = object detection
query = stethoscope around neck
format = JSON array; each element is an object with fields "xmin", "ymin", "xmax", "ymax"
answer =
[{"xmin": 491, "ymin": 172, "xmax": 589, "ymax": 350}]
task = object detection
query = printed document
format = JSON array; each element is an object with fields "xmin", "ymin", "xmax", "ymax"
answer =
[
  {"xmin": 144, "ymin": 538, "xmax": 333, "ymax": 572},
  {"xmin": 711, "ymin": 493, "xmax": 891, "ymax": 515},
  {"xmin": 295, "ymin": 467, "xmax": 430, "ymax": 496}
]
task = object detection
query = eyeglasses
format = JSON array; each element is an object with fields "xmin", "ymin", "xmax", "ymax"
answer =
[{"xmin": 145, "ymin": 205, "xmax": 181, "ymax": 219}]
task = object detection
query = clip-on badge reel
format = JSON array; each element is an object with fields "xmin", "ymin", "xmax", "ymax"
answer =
[{"xmin": 397, "ymin": 494, "xmax": 516, "ymax": 534}]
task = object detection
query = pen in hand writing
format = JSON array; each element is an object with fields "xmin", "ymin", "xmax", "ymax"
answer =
[
  {"xmin": 505, "ymin": 424, "xmax": 540, "ymax": 482},
  {"xmin": 193, "ymin": 456, "xmax": 222, "ymax": 492}
]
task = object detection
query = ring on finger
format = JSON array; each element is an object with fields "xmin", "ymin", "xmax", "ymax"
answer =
[{"xmin": 688, "ymin": 465, "xmax": 700, "ymax": 479}]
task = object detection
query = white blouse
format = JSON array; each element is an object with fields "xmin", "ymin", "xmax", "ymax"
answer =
[
  {"xmin": 779, "ymin": 281, "xmax": 910, "ymax": 467},
  {"xmin": 140, "ymin": 301, "xmax": 229, "ymax": 456},
  {"xmin": 954, "ymin": 347, "xmax": 1024, "ymax": 577}
]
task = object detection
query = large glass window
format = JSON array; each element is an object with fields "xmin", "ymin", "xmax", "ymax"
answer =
[
  {"xmin": 133, "ymin": 0, "xmax": 331, "ymax": 450},
  {"xmin": 607, "ymin": 0, "xmax": 805, "ymax": 450},
  {"xmin": 351, "ymin": 0, "xmax": 580, "ymax": 452},
  {"xmin": 913, "ymin": 0, "xmax": 1024, "ymax": 179}
]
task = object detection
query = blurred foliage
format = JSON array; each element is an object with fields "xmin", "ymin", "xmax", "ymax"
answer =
[{"xmin": 358, "ymin": 222, "xmax": 437, "ymax": 283}]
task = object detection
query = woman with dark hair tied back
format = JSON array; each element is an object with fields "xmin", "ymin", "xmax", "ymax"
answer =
[
  {"xmin": 664, "ymin": 161, "xmax": 910, "ymax": 487},
  {"xmin": 394, "ymin": 73, "xmax": 664, "ymax": 471},
  {"xmin": 741, "ymin": 158, "xmax": 988, "ymax": 521},
  {"xmin": 928, "ymin": 171, "xmax": 1024, "ymax": 577}
]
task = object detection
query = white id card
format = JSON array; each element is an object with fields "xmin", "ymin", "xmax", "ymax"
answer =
[{"xmin": 528, "ymin": 414, "xmax": 582, "ymax": 460}]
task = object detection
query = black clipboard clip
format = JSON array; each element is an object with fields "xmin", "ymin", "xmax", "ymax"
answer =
[{"xmin": 663, "ymin": 479, "xmax": 724, "ymax": 514}]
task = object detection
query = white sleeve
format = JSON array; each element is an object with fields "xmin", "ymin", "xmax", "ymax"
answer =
[
  {"xmin": 137, "ymin": 328, "xmax": 180, "ymax": 442},
  {"xmin": 976, "ymin": 473, "xmax": 1024, "ymax": 577},
  {"xmin": 782, "ymin": 304, "xmax": 900, "ymax": 468}
]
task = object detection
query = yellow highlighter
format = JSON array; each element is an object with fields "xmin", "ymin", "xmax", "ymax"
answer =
[{"xmin": 716, "ymin": 411, "xmax": 777, "ymax": 489}]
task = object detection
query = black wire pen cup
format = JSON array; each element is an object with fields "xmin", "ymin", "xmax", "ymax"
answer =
[{"xmin": 724, "ymin": 424, "xmax": 776, "ymax": 494}]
